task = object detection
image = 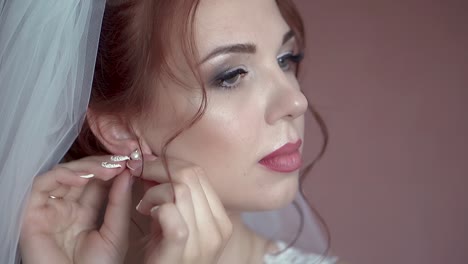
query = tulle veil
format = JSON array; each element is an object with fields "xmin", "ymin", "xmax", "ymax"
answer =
[
  {"xmin": 0, "ymin": 0, "xmax": 105, "ymax": 262},
  {"xmin": 0, "ymin": 1, "xmax": 327, "ymax": 263}
]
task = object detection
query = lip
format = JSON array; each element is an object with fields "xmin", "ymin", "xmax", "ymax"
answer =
[{"xmin": 259, "ymin": 139, "xmax": 303, "ymax": 173}]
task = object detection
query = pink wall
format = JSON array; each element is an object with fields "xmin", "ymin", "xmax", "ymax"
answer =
[{"xmin": 295, "ymin": 0, "xmax": 468, "ymax": 263}]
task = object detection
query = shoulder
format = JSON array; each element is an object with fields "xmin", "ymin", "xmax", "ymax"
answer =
[{"xmin": 263, "ymin": 241, "xmax": 340, "ymax": 264}]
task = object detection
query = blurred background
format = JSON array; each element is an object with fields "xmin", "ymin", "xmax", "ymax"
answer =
[{"xmin": 295, "ymin": 0, "xmax": 468, "ymax": 263}]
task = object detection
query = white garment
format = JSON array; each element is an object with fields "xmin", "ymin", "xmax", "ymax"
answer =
[
  {"xmin": 242, "ymin": 193, "xmax": 329, "ymax": 254},
  {"xmin": 264, "ymin": 241, "xmax": 339, "ymax": 264}
]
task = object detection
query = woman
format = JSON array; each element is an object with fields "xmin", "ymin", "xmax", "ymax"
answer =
[{"xmin": 1, "ymin": 0, "xmax": 338, "ymax": 263}]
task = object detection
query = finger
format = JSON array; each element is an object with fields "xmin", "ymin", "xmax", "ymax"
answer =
[
  {"xmin": 64, "ymin": 185, "xmax": 85, "ymax": 201},
  {"xmin": 135, "ymin": 183, "xmax": 174, "ymax": 215},
  {"xmin": 126, "ymin": 154, "xmax": 157, "ymax": 173},
  {"xmin": 30, "ymin": 167, "xmax": 91, "ymax": 207},
  {"xmin": 137, "ymin": 183, "xmax": 198, "ymax": 241},
  {"xmin": 48, "ymin": 185, "xmax": 71, "ymax": 199},
  {"xmin": 137, "ymin": 155, "xmax": 210, "ymax": 184},
  {"xmin": 137, "ymin": 157, "xmax": 167, "ymax": 183},
  {"xmin": 60, "ymin": 155, "xmax": 127, "ymax": 210},
  {"xmin": 137, "ymin": 156, "xmax": 198, "ymax": 184},
  {"xmin": 99, "ymin": 170, "xmax": 134, "ymax": 251},
  {"xmin": 175, "ymin": 168, "xmax": 221, "ymax": 237},
  {"xmin": 58, "ymin": 155, "xmax": 127, "ymax": 181},
  {"xmin": 139, "ymin": 158, "xmax": 230, "ymax": 239},
  {"xmin": 145, "ymin": 203, "xmax": 187, "ymax": 264},
  {"xmin": 176, "ymin": 168, "xmax": 233, "ymax": 258},
  {"xmin": 78, "ymin": 177, "xmax": 109, "ymax": 214},
  {"xmin": 197, "ymin": 175, "xmax": 233, "ymax": 240},
  {"xmin": 33, "ymin": 167, "xmax": 90, "ymax": 193},
  {"xmin": 32, "ymin": 155, "xmax": 127, "ymax": 206}
]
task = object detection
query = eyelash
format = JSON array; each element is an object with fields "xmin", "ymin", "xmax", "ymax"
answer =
[
  {"xmin": 277, "ymin": 51, "xmax": 304, "ymax": 71},
  {"xmin": 213, "ymin": 51, "xmax": 304, "ymax": 90},
  {"xmin": 213, "ymin": 67, "xmax": 249, "ymax": 89}
]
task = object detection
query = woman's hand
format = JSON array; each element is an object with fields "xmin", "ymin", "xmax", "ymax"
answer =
[
  {"xmin": 20, "ymin": 156, "xmax": 134, "ymax": 264},
  {"xmin": 132, "ymin": 156, "xmax": 233, "ymax": 264}
]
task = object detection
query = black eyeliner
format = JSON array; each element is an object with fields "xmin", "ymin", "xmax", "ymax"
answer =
[
  {"xmin": 290, "ymin": 52, "xmax": 304, "ymax": 63},
  {"xmin": 279, "ymin": 51, "xmax": 304, "ymax": 63},
  {"xmin": 210, "ymin": 67, "xmax": 248, "ymax": 87}
]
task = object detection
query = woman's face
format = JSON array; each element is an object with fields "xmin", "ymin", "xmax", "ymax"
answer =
[{"xmin": 136, "ymin": 0, "xmax": 308, "ymax": 212}]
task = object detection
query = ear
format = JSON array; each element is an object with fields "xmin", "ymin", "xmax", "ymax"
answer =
[{"xmin": 87, "ymin": 110, "xmax": 152, "ymax": 156}]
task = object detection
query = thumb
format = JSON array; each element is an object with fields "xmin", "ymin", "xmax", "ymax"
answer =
[{"xmin": 100, "ymin": 170, "xmax": 134, "ymax": 250}]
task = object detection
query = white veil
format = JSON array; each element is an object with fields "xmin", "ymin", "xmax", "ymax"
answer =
[
  {"xmin": 0, "ymin": 1, "xmax": 327, "ymax": 263},
  {"xmin": 0, "ymin": 0, "xmax": 105, "ymax": 263}
]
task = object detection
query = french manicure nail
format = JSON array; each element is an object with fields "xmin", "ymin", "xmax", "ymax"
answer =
[
  {"xmin": 150, "ymin": 205, "xmax": 160, "ymax": 214},
  {"xmin": 144, "ymin": 154, "xmax": 158, "ymax": 161},
  {"xmin": 136, "ymin": 200, "xmax": 142, "ymax": 211},
  {"xmin": 110, "ymin": 155, "xmax": 130, "ymax": 162},
  {"xmin": 101, "ymin": 162, "xmax": 122, "ymax": 169},
  {"xmin": 79, "ymin": 174, "xmax": 95, "ymax": 179}
]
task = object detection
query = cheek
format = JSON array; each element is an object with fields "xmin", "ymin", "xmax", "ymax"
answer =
[
  {"xmin": 139, "ymin": 87, "xmax": 199, "ymax": 153},
  {"xmin": 169, "ymin": 101, "xmax": 262, "ymax": 170}
]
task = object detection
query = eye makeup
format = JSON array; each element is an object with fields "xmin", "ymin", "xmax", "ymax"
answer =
[
  {"xmin": 203, "ymin": 37, "xmax": 304, "ymax": 91},
  {"xmin": 210, "ymin": 66, "xmax": 249, "ymax": 89},
  {"xmin": 205, "ymin": 50, "xmax": 304, "ymax": 91},
  {"xmin": 277, "ymin": 51, "xmax": 304, "ymax": 71}
]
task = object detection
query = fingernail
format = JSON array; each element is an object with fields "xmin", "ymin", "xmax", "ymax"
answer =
[
  {"xmin": 136, "ymin": 200, "xmax": 142, "ymax": 211},
  {"xmin": 101, "ymin": 162, "xmax": 122, "ymax": 169},
  {"xmin": 144, "ymin": 154, "xmax": 158, "ymax": 161},
  {"xmin": 110, "ymin": 155, "xmax": 130, "ymax": 162},
  {"xmin": 127, "ymin": 160, "xmax": 142, "ymax": 171},
  {"xmin": 79, "ymin": 174, "xmax": 95, "ymax": 179},
  {"xmin": 150, "ymin": 205, "xmax": 160, "ymax": 214}
]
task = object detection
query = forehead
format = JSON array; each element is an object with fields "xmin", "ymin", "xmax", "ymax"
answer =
[{"xmin": 194, "ymin": 0, "xmax": 290, "ymax": 52}]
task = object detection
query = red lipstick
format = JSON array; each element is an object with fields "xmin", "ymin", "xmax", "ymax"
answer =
[{"xmin": 259, "ymin": 139, "xmax": 302, "ymax": 173}]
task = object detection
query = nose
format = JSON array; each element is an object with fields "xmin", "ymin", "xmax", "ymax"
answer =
[{"xmin": 265, "ymin": 73, "xmax": 308, "ymax": 125}]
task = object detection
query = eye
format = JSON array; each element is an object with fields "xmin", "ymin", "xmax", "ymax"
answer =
[
  {"xmin": 213, "ymin": 67, "xmax": 249, "ymax": 89},
  {"xmin": 277, "ymin": 51, "xmax": 304, "ymax": 72}
]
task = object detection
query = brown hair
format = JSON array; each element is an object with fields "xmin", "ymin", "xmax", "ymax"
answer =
[
  {"xmin": 66, "ymin": 0, "xmax": 330, "ymax": 259},
  {"xmin": 66, "ymin": 0, "xmax": 203, "ymax": 160}
]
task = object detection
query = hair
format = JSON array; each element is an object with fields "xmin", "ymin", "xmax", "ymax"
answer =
[{"xmin": 65, "ymin": 0, "xmax": 331, "ymax": 260}]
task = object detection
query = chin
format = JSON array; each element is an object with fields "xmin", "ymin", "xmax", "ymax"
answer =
[
  {"xmin": 237, "ymin": 173, "xmax": 300, "ymax": 212},
  {"xmin": 263, "ymin": 175, "xmax": 299, "ymax": 210}
]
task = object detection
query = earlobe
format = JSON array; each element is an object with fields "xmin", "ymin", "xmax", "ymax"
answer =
[{"xmin": 87, "ymin": 110, "xmax": 140, "ymax": 155}]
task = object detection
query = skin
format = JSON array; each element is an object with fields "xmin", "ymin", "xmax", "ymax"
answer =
[
  {"xmin": 20, "ymin": 0, "xmax": 311, "ymax": 263},
  {"xmin": 130, "ymin": 0, "xmax": 308, "ymax": 262},
  {"xmin": 136, "ymin": 0, "xmax": 307, "ymax": 212}
]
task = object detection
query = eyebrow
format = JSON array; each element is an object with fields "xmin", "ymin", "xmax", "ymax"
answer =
[
  {"xmin": 199, "ymin": 43, "xmax": 256, "ymax": 65},
  {"xmin": 199, "ymin": 29, "xmax": 295, "ymax": 65},
  {"xmin": 282, "ymin": 29, "xmax": 295, "ymax": 45}
]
